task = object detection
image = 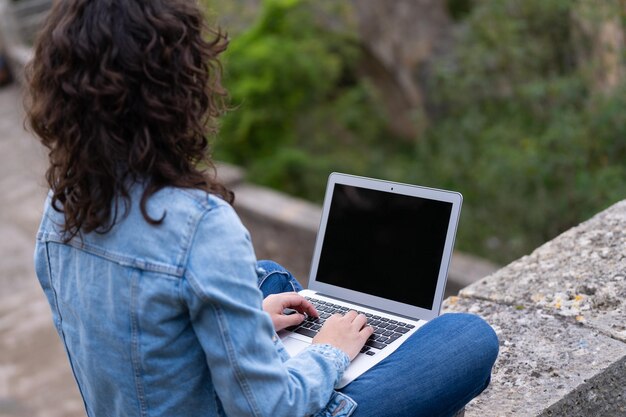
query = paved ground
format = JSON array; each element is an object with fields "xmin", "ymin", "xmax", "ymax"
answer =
[{"xmin": 0, "ymin": 83, "xmax": 85, "ymax": 417}]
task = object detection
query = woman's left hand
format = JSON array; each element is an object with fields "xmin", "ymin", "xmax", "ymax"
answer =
[{"xmin": 262, "ymin": 293, "xmax": 319, "ymax": 332}]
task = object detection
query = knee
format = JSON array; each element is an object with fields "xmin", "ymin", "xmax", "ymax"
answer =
[
  {"xmin": 438, "ymin": 313, "xmax": 499, "ymax": 371},
  {"xmin": 256, "ymin": 260, "xmax": 303, "ymax": 296},
  {"xmin": 256, "ymin": 260, "xmax": 287, "ymax": 275}
]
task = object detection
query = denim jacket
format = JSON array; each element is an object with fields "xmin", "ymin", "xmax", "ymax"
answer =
[{"xmin": 35, "ymin": 185, "xmax": 357, "ymax": 417}]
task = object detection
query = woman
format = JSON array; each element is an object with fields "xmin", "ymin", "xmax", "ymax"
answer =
[{"xmin": 27, "ymin": 1, "xmax": 498, "ymax": 416}]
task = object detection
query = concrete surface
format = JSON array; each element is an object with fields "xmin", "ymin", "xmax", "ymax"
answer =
[
  {"xmin": 461, "ymin": 200, "xmax": 626, "ymax": 343},
  {"xmin": 445, "ymin": 200, "xmax": 626, "ymax": 416},
  {"xmin": 0, "ymin": 83, "xmax": 85, "ymax": 416}
]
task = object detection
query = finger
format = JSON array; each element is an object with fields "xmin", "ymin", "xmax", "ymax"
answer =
[
  {"xmin": 326, "ymin": 312, "xmax": 343, "ymax": 323},
  {"xmin": 283, "ymin": 294, "xmax": 318, "ymax": 318},
  {"xmin": 360, "ymin": 325, "xmax": 374, "ymax": 340},
  {"xmin": 352, "ymin": 313, "xmax": 368, "ymax": 329},
  {"xmin": 295, "ymin": 299, "xmax": 319, "ymax": 318},
  {"xmin": 275, "ymin": 292, "xmax": 303, "ymax": 307},
  {"xmin": 281, "ymin": 312, "xmax": 305, "ymax": 328},
  {"xmin": 344, "ymin": 310, "xmax": 359, "ymax": 321}
]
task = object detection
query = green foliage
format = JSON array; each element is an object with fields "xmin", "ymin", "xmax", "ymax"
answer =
[
  {"xmin": 219, "ymin": 0, "xmax": 341, "ymax": 160},
  {"xmin": 213, "ymin": 0, "xmax": 626, "ymax": 264},
  {"xmin": 446, "ymin": 0, "xmax": 473, "ymax": 21},
  {"xmin": 216, "ymin": 0, "xmax": 397, "ymax": 199},
  {"xmin": 410, "ymin": 0, "xmax": 626, "ymax": 262}
]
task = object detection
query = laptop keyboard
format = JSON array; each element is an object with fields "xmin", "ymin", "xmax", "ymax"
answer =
[{"xmin": 286, "ymin": 297, "xmax": 416, "ymax": 356}]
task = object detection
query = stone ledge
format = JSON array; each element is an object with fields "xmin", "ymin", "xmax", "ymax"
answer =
[
  {"xmin": 231, "ymin": 182, "xmax": 322, "ymax": 287},
  {"xmin": 542, "ymin": 356, "xmax": 626, "ymax": 417},
  {"xmin": 0, "ymin": 0, "xmax": 38, "ymax": 83},
  {"xmin": 443, "ymin": 297, "xmax": 626, "ymax": 417},
  {"xmin": 214, "ymin": 161, "xmax": 245, "ymax": 188},
  {"xmin": 461, "ymin": 200, "xmax": 626, "ymax": 343},
  {"xmin": 450, "ymin": 199, "xmax": 626, "ymax": 416}
]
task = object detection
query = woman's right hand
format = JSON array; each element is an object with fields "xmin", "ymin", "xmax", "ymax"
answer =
[{"xmin": 312, "ymin": 311, "xmax": 374, "ymax": 360}]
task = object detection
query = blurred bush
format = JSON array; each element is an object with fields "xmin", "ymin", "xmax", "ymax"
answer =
[
  {"xmin": 409, "ymin": 0, "xmax": 626, "ymax": 262},
  {"xmin": 215, "ymin": 0, "xmax": 400, "ymax": 200},
  {"xmin": 211, "ymin": 0, "xmax": 626, "ymax": 264}
]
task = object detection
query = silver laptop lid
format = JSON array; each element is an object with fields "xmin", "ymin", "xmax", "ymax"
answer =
[{"xmin": 307, "ymin": 173, "xmax": 463, "ymax": 321}]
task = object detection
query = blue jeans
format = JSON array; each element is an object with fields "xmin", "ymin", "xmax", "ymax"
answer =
[{"xmin": 257, "ymin": 260, "xmax": 499, "ymax": 417}]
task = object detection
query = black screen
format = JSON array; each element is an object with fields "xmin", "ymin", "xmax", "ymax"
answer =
[{"xmin": 316, "ymin": 184, "xmax": 453, "ymax": 309}]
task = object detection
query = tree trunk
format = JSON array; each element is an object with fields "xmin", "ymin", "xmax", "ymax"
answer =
[
  {"xmin": 572, "ymin": 0, "xmax": 626, "ymax": 95},
  {"xmin": 349, "ymin": 0, "xmax": 453, "ymax": 140}
]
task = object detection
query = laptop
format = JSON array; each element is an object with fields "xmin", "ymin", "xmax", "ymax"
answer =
[{"xmin": 278, "ymin": 173, "xmax": 463, "ymax": 388}]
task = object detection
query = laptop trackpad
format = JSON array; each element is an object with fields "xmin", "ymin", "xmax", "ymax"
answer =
[{"xmin": 281, "ymin": 336, "xmax": 310, "ymax": 356}]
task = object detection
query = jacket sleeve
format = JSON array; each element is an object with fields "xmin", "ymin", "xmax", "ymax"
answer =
[{"xmin": 182, "ymin": 203, "xmax": 350, "ymax": 417}]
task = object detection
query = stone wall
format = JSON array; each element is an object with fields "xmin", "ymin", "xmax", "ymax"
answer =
[
  {"xmin": 444, "ymin": 200, "xmax": 626, "ymax": 416},
  {"xmin": 0, "ymin": 0, "xmax": 52, "ymax": 83}
]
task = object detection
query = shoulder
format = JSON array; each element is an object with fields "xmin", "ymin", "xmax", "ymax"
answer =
[
  {"xmin": 148, "ymin": 186, "xmax": 231, "ymax": 216},
  {"xmin": 37, "ymin": 186, "xmax": 245, "ymax": 276},
  {"xmin": 181, "ymin": 190, "xmax": 258, "ymax": 300},
  {"xmin": 127, "ymin": 186, "xmax": 246, "ymax": 273},
  {"xmin": 151, "ymin": 187, "xmax": 246, "ymax": 242}
]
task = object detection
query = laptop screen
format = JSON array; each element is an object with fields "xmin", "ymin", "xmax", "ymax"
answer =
[{"xmin": 315, "ymin": 183, "xmax": 453, "ymax": 310}]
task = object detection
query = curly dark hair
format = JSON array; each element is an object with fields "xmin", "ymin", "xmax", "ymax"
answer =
[{"xmin": 26, "ymin": 0, "xmax": 232, "ymax": 240}]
